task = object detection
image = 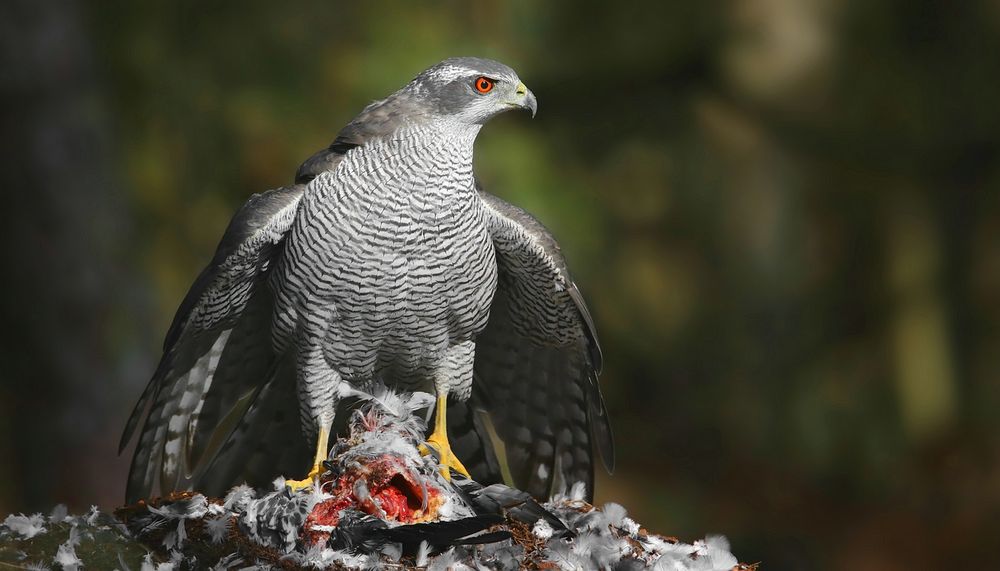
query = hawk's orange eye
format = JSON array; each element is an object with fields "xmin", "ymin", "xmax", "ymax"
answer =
[{"xmin": 474, "ymin": 77, "xmax": 494, "ymax": 94}]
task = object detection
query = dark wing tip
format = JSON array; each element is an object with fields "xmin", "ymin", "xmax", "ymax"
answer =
[
  {"xmin": 567, "ymin": 284, "xmax": 603, "ymax": 373},
  {"xmin": 588, "ymin": 371, "xmax": 615, "ymax": 474}
]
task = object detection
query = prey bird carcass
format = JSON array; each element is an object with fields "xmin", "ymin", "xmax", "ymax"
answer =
[
  {"xmin": 119, "ymin": 57, "xmax": 614, "ymax": 505},
  {"xmin": 113, "ymin": 392, "xmax": 744, "ymax": 570}
]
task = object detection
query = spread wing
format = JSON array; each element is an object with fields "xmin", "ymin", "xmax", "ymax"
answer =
[
  {"xmin": 121, "ymin": 97, "xmax": 418, "ymax": 502},
  {"xmin": 120, "ymin": 185, "xmax": 306, "ymax": 502},
  {"xmin": 453, "ymin": 189, "xmax": 614, "ymax": 501}
]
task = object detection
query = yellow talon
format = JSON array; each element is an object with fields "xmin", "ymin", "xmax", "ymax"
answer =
[
  {"xmin": 420, "ymin": 393, "xmax": 470, "ymax": 480},
  {"xmin": 286, "ymin": 425, "xmax": 330, "ymax": 491},
  {"xmin": 286, "ymin": 464, "xmax": 321, "ymax": 491}
]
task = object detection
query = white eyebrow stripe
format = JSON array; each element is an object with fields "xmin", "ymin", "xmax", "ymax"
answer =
[{"xmin": 423, "ymin": 65, "xmax": 517, "ymax": 85}]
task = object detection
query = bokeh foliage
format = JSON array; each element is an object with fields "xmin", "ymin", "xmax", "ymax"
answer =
[{"xmin": 1, "ymin": 1, "xmax": 998, "ymax": 569}]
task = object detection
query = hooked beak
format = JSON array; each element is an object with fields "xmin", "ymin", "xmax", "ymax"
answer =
[{"xmin": 513, "ymin": 82, "xmax": 537, "ymax": 117}]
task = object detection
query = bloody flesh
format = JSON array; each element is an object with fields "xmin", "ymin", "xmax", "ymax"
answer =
[{"xmin": 301, "ymin": 455, "xmax": 444, "ymax": 546}]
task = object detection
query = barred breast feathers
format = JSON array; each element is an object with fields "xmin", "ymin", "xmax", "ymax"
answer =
[{"xmin": 269, "ymin": 122, "xmax": 494, "ymax": 371}]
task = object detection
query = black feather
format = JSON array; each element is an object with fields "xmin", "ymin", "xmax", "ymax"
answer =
[{"xmin": 328, "ymin": 511, "xmax": 506, "ymax": 556}]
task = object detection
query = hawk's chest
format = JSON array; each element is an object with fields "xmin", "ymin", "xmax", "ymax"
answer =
[
  {"xmin": 285, "ymin": 132, "xmax": 497, "ymax": 322},
  {"xmin": 300, "ymin": 135, "xmax": 483, "ymax": 259}
]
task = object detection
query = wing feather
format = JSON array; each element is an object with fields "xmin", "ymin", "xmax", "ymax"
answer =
[
  {"xmin": 457, "ymin": 189, "xmax": 614, "ymax": 501},
  {"xmin": 121, "ymin": 185, "xmax": 304, "ymax": 502},
  {"xmin": 123, "ymin": 104, "xmax": 407, "ymax": 502}
]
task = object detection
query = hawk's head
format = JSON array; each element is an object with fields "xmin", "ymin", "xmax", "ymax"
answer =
[
  {"xmin": 298, "ymin": 58, "xmax": 537, "ymax": 182},
  {"xmin": 405, "ymin": 57, "xmax": 537, "ymax": 125}
]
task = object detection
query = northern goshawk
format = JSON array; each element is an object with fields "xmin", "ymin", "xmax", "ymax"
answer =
[{"xmin": 120, "ymin": 57, "xmax": 614, "ymax": 503}]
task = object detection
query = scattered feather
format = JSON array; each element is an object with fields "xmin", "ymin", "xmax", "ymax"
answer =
[
  {"xmin": 209, "ymin": 552, "xmax": 243, "ymax": 570},
  {"xmin": 415, "ymin": 540, "xmax": 431, "ymax": 567},
  {"xmin": 379, "ymin": 542, "xmax": 402, "ymax": 562},
  {"xmin": 175, "ymin": 520, "xmax": 187, "ymax": 546},
  {"xmin": 619, "ymin": 516, "xmax": 641, "ymax": 536},
  {"xmin": 85, "ymin": 505, "xmax": 100, "ymax": 525},
  {"xmin": 427, "ymin": 547, "xmax": 459, "ymax": 571},
  {"xmin": 602, "ymin": 502, "xmax": 627, "ymax": 528},
  {"xmin": 4, "ymin": 513, "xmax": 47, "ymax": 538},
  {"xmin": 48, "ymin": 504, "xmax": 68, "ymax": 524},
  {"xmin": 533, "ymin": 519, "xmax": 554, "ymax": 540},
  {"xmin": 704, "ymin": 535, "xmax": 738, "ymax": 570},
  {"xmin": 271, "ymin": 476, "xmax": 287, "ymax": 491},
  {"xmin": 161, "ymin": 530, "xmax": 177, "ymax": 551},
  {"xmin": 148, "ymin": 495, "xmax": 208, "ymax": 520},
  {"xmin": 53, "ymin": 539, "xmax": 82, "ymax": 570},
  {"xmin": 204, "ymin": 516, "xmax": 231, "ymax": 544},
  {"xmin": 223, "ymin": 484, "xmax": 256, "ymax": 511}
]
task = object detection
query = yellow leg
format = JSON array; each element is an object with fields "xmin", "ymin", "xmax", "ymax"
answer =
[
  {"xmin": 286, "ymin": 425, "xmax": 330, "ymax": 491},
  {"xmin": 419, "ymin": 393, "xmax": 471, "ymax": 480}
]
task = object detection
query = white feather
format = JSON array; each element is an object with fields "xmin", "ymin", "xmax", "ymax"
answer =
[
  {"xmin": 48, "ymin": 504, "xmax": 68, "ymax": 524},
  {"xmin": 705, "ymin": 535, "xmax": 738, "ymax": 570},
  {"xmin": 53, "ymin": 539, "xmax": 82, "ymax": 570},
  {"xmin": 204, "ymin": 516, "xmax": 230, "ymax": 544},
  {"xmin": 380, "ymin": 542, "xmax": 402, "ymax": 562},
  {"xmin": 3, "ymin": 513, "xmax": 47, "ymax": 538},
  {"xmin": 416, "ymin": 541, "xmax": 431, "ymax": 566},
  {"xmin": 601, "ymin": 502, "xmax": 627, "ymax": 528},
  {"xmin": 532, "ymin": 519, "xmax": 554, "ymax": 540},
  {"xmin": 428, "ymin": 548, "xmax": 463, "ymax": 571}
]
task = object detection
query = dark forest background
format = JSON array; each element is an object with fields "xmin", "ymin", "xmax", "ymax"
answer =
[{"xmin": 2, "ymin": 1, "xmax": 999, "ymax": 569}]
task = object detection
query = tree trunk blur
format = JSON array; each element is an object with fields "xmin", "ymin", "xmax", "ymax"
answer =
[{"xmin": 0, "ymin": 0, "xmax": 147, "ymax": 513}]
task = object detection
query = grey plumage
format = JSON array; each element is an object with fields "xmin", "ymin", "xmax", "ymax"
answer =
[
  {"xmin": 460, "ymin": 190, "xmax": 613, "ymax": 498},
  {"xmin": 121, "ymin": 57, "xmax": 612, "ymax": 503}
]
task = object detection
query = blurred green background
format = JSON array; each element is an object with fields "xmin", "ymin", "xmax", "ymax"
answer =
[{"xmin": 2, "ymin": 1, "xmax": 999, "ymax": 569}]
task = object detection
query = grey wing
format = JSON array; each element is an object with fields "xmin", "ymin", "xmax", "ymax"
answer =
[
  {"xmin": 119, "ymin": 185, "xmax": 305, "ymax": 502},
  {"xmin": 123, "ymin": 104, "xmax": 407, "ymax": 502},
  {"xmin": 454, "ymin": 189, "xmax": 614, "ymax": 502}
]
